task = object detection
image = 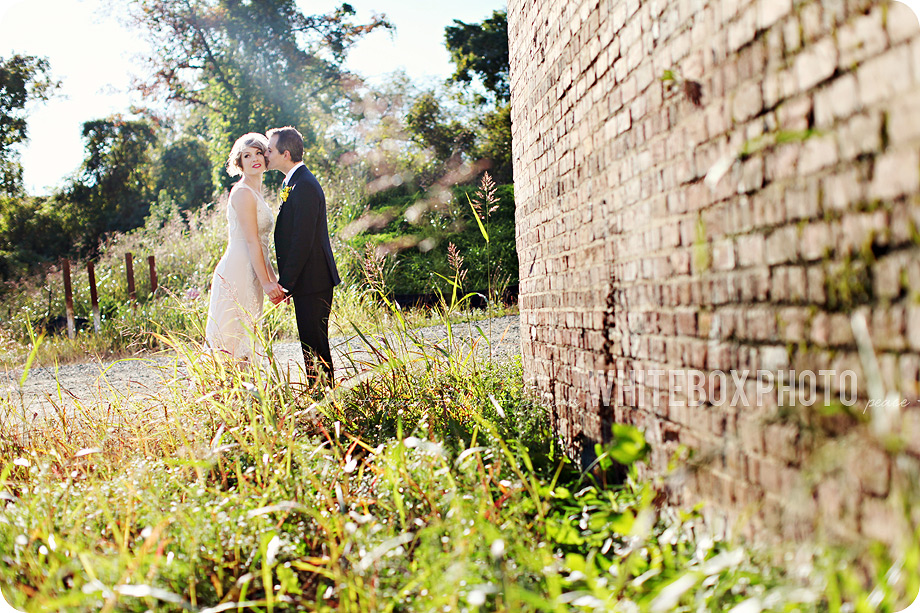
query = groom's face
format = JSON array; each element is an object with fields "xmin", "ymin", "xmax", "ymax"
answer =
[{"xmin": 265, "ymin": 135, "xmax": 286, "ymax": 171}]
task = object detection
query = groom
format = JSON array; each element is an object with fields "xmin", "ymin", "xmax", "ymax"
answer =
[{"xmin": 264, "ymin": 126, "xmax": 341, "ymax": 386}]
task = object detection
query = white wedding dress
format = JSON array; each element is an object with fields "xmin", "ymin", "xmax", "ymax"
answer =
[{"xmin": 205, "ymin": 182, "xmax": 275, "ymax": 360}]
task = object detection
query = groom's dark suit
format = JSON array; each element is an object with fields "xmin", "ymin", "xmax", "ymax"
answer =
[{"xmin": 274, "ymin": 164, "xmax": 341, "ymax": 384}]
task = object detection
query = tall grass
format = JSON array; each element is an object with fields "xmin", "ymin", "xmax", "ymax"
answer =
[
  {"xmin": 0, "ymin": 175, "xmax": 916, "ymax": 611},
  {"xmin": 0, "ymin": 192, "xmax": 512, "ymax": 369},
  {"xmin": 1, "ymin": 251, "xmax": 917, "ymax": 612},
  {"xmin": 0, "ymin": 199, "xmax": 227, "ymax": 367},
  {"xmin": 2, "ymin": 311, "xmax": 916, "ymax": 611}
]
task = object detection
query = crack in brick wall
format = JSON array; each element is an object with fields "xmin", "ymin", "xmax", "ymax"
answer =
[{"xmin": 509, "ymin": 0, "xmax": 920, "ymax": 542}]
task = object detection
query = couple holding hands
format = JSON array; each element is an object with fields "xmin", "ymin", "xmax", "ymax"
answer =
[{"xmin": 204, "ymin": 127, "xmax": 340, "ymax": 387}]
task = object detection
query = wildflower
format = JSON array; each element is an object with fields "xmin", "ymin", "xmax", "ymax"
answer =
[
  {"xmin": 470, "ymin": 171, "xmax": 499, "ymax": 217},
  {"xmin": 362, "ymin": 243, "xmax": 388, "ymax": 291},
  {"xmin": 447, "ymin": 242, "xmax": 468, "ymax": 286}
]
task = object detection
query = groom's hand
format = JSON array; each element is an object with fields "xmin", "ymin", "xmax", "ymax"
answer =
[
  {"xmin": 263, "ymin": 281, "xmax": 285, "ymax": 303},
  {"xmin": 278, "ymin": 285, "xmax": 291, "ymax": 304}
]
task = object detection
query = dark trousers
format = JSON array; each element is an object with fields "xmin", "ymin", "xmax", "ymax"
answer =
[{"xmin": 292, "ymin": 287, "xmax": 334, "ymax": 386}]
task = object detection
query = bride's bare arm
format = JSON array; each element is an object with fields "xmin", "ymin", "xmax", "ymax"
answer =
[{"xmin": 232, "ymin": 188, "xmax": 283, "ymax": 300}]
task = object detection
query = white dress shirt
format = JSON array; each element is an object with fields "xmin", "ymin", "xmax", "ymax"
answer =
[{"xmin": 282, "ymin": 162, "xmax": 305, "ymax": 187}]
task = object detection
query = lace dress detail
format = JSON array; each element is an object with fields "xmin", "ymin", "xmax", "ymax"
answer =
[{"xmin": 205, "ymin": 182, "xmax": 275, "ymax": 360}]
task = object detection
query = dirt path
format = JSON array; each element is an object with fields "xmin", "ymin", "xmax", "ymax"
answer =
[{"xmin": 0, "ymin": 315, "xmax": 521, "ymax": 418}]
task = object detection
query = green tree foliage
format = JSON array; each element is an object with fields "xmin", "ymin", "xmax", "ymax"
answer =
[
  {"xmin": 442, "ymin": 10, "xmax": 512, "ymax": 182},
  {"xmin": 339, "ymin": 182, "xmax": 516, "ymax": 297},
  {"xmin": 129, "ymin": 0, "xmax": 391, "ymax": 188},
  {"xmin": 155, "ymin": 136, "xmax": 213, "ymax": 212},
  {"xmin": 406, "ymin": 91, "xmax": 476, "ymax": 164},
  {"xmin": 0, "ymin": 196, "xmax": 68, "ymax": 278},
  {"xmin": 0, "ymin": 54, "xmax": 57, "ymax": 196},
  {"xmin": 337, "ymin": 8, "xmax": 517, "ymax": 293},
  {"xmin": 60, "ymin": 116, "xmax": 158, "ymax": 253},
  {"xmin": 444, "ymin": 10, "xmax": 509, "ymax": 104},
  {"xmin": 402, "ymin": 88, "xmax": 512, "ymax": 186},
  {"xmin": 0, "ymin": 55, "xmax": 60, "ymax": 278},
  {"xmin": 475, "ymin": 103, "xmax": 512, "ymax": 184},
  {"xmin": 0, "ymin": 113, "xmax": 165, "ymax": 277}
]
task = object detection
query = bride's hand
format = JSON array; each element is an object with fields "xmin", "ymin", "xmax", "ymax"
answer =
[{"xmin": 263, "ymin": 281, "xmax": 285, "ymax": 302}]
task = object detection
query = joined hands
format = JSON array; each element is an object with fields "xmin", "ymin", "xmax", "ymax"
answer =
[{"xmin": 263, "ymin": 281, "xmax": 288, "ymax": 304}]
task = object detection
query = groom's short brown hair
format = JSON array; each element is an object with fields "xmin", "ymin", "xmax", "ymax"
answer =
[{"xmin": 267, "ymin": 126, "xmax": 304, "ymax": 163}]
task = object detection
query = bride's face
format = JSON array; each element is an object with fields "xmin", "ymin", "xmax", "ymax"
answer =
[{"xmin": 240, "ymin": 147, "xmax": 266, "ymax": 176}]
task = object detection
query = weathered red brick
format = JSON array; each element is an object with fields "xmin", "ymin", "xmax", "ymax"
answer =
[
  {"xmin": 909, "ymin": 306, "xmax": 920, "ymax": 351},
  {"xmin": 798, "ymin": 134, "xmax": 838, "ymax": 174},
  {"xmin": 869, "ymin": 149, "xmax": 920, "ymax": 201},
  {"xmin": 838, "ymin": 113, "xmax": 882, "ymax": 161},
  {"xmin": 795, "ymin": 38, "xmax": 837, "ymax": 92},
  {"xmin": 858, "ymin": 44, "xmax": 913, "ymax": 108},
  {"xmin": 765, "ymin": 225, "xmax": 798, "ymax": 265},
  {"xmin": 822, "ymin": 169, "xmax": 865, "ymax": 212},
  {"xmin": 837, "ymin": 7, "xmax": 887, "ymax": 69},
  {"xmin": 861, "ymin": 497, "xmax": 908, "ymax": 547},
  {"xmin": 777, "ymin": 95, "xmax": 813, "ymax": 132},
  {"xmin": 814, "ymin": 73, "xmax": 859, "ymax": 128},
  {"xmin": 509, "ymin": 0, "xmax": 920, "ymax": 546},
  {"xmin": 887, "ymin": 2, "xmax": 920, "ymax": 44}
]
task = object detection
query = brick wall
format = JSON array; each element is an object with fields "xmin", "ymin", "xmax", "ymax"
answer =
[{"xmin": 509, "ymin": 0, "xmax": 920, "ymax": 542}]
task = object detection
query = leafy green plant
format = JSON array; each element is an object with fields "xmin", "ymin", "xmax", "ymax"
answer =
[
  {"xmin": 2, "ymin": 307, "xmax": 918, "ymax": 612},
  {"xmin": 339, "ymin": 182, "xmax": 517, "ymax": 297}
]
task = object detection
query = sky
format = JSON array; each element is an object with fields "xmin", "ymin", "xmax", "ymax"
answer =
[{"xmin": 0, "ymin": 0, "xmax": 506, "ymax": 195}]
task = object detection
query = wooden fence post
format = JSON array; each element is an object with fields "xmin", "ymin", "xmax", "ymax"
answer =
[
  {"xmin": 62, "ymin": 258, "xmax": 75, "ymax": 339},
  {"xmin": 125, "ymin": 252, "xmax": 136, "ymax": 307},
  {"xmin": 88, "ymin": 262, "xmax": 101, "ymax": 333},
  {"xmin": 148, "ymin": 255, "xmax": 158, "ymax": 296}
]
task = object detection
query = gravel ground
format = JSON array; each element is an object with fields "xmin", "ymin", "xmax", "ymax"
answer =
[{"xmin": 0, "ymin": 315, "xmax": 520, "ymax": 419}]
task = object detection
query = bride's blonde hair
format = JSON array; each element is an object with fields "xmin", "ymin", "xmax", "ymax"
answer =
[{"xmin": 226, "ymin": 132, "xmax": 269, "ymax": 177}]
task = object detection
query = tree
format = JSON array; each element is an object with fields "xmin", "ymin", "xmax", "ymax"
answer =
[
  {"xmin": 443, "ymin": 10, "xmax": 513, "ymax": 182},
  {"xmin": 0, "ymin": 54, "xmax": 57, "ymax": 196},
  {"xmin": 0, "ymin": 195, "xmax": 69, "ymax": 277},
  {"xmin": 60, "ymin": 116, "xmax": 158, "ymax": 252},
  {"xmin": 0, "ymin": 55, "xmax": 59, "ymax": 277},
  {"xmin": 406, "ymin": 91, "xmax": 475, "ymax": 164},
  {"xmin": 444, "ymin": 10, "xmax": 509, "ymax": 104},
  {"xmin": 127, "ymin": 0, "xmax": 391, "ymax": 187},
  {"xmin": 474, "ymin": 104, "xmax": 512, "ymax": 184},
  {"xmin": 155, "ymin": 136, "xmax": 213, "ymax": 212}
]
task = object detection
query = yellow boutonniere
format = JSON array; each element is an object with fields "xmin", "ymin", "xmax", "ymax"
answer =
[{"xmin": 280, "ymin": 185, "xmax": 292, "ymax": 203}]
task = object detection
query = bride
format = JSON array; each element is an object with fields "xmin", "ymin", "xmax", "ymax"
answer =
[{"xmin": 205, "ymin": 132, "xmax": 285, "ymax": 360}]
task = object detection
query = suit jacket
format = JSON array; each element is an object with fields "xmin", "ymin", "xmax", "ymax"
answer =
[{"xmin": 274, "ymin": 165, "xmax": 341, "ymax": 295}]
